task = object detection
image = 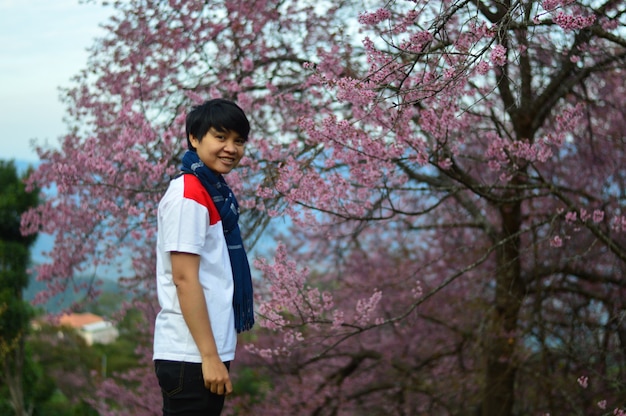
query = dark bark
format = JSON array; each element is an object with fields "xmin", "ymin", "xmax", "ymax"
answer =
[{"xmin": 482, "ymin": 181, "xmax": 524, "ymax": 416}]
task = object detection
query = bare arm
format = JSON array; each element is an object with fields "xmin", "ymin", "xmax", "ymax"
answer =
[{"xmin": 171, "ymin": 251, "xmax": 232, "ymax": 395}]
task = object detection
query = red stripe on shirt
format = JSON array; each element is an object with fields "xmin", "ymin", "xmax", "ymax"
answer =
[{"xmin": 182, "ymin": 174, "xmax": 221, "ymax": 225}]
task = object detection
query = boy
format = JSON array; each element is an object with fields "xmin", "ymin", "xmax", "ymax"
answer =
[{"xmin": 153, "ymin": 98, "xmax": 255, "ymax": 416}]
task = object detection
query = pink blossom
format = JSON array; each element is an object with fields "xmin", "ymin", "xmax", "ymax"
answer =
[
  {"xmin": 476, "ymin": 61, "xmax": 490, "ymax": 75},
  {"xmin": 411, "ymin": 281, "xmax": 423, "ymax": 298},
  {"xmin": 358, "ymin": 8, "xmax": 391, "ymax": 25},
  {"xmin": 614, "ymin": 216, "xmax": 626, "ymax": 232},
  {"xmin": 331, "ymin": 310, "xmax": 345, "ymax": 330},
  {"xmin": 554, "ymin": 11, "xmax": 596, "ymax": 31},
  {"xmin": 439, "ymin": 158, "xmax": 453, "ymax": 170},
  {"xmin": 565, "ymin": 211, "xmax": 577, "ymax": 223},
  {"xmin": 580, "ymin": 208, "xmax": 590, "ymax": 222},
  {"xmin": 402, "ymin": 30, "xmax": 433, "ymax": 53},
  {"xmin": 490, "ymin": 44, "xmax": 507, "ymax": 66},
  {"xmin": 241, "ymin": 57, "xmax": 254, "ymax": 72},
  {"xmin": 541, "ymin": 0, "xmax": 560, "ymax": 11},
  {"xmin": 550, "ymin": 236, "xmax": 563, "ymax": 248},
  {"xmin": 541, "ymin": 0, "xmax": 575, "ymax": 11},
  {"xmin": 598, "ymin": 400, "xmax": 607, "ymax": 410},
  {"xmin": 355, "ymin": 289, "xmax": 382, "ymax": 326},
  {"xmin": 535, "ymin": 143, "xmax": 553, "ymax": 162},
  {"xmin": 601, "ymin": 17, "xmax": 619, "ymax": 31},
  {"xmin": 593, "ymin": 210, "xmax": 604, "ymax": 223},
  {"xmin": 577, "ymin": 375, "xmax": 588, "ymax": 388},
  {"xmin": 283, "ymin": 330, "xmax": 304, "ymax": 346}
]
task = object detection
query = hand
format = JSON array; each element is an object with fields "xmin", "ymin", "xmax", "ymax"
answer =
[{"xmin": 201, "ymin": 357, "xmax": 233, "ymax": 395}]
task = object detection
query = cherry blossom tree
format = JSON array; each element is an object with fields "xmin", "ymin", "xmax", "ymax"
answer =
[{"xmin": 22, "ymin": 0, "xmax": 626, "ymax": 415}]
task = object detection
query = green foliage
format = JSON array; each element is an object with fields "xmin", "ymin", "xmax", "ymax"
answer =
[
  {"xmin": 27, "ymin": 323, "xmax": 109, "ymax": 414},
  {"xmin": 232, "ymin": 366, "xmax": 272, "ymax": 402},
  {"xmin": 31, "ymin": 390, "xmax": 99, "ymax": 416},
  {"xmin": 0, "ymin": 160, "xmax": 38, "ymax": 247},
  {"xmin": 0, "ymin": 241, "xmax": 30, "ymax": 292},
  {"xmin": 85, "ymin": 291, "xmax": 125, "ymax": 317},
  {"xmin": 0, "ymin": 159, "xmax": 43, "ymax": 415},
  {"xmin": 0, "ymin": 289, "xmax": 33, "ymax": 353},
  {"xmin": 90, "ymin": 307, "xmax": 147, "ymax": 381},
  {"xmin": 0, "ymin": 160, "xmax": 39, "ymax": 344},
  {"xmin": 23, "ymin": 306, "xmax": 147, "ymax": 415},
  {"xmin": 0, "ymin": 332, "xmax": 61, "ymax": 415}
]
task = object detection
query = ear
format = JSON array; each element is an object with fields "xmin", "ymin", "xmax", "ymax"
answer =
[{"xmin": 189, "ymin": 134, "xmax": 199, "ymax": 150}]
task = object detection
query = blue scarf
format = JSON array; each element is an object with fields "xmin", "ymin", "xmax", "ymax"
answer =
[{"xmin": 180, "ymin": 150, "xmax": 254, "ymax": 333}]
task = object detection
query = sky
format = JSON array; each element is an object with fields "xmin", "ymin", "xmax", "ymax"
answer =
[{"xmin": 0, "ymin": 0, "xmax": 114, "ymax": 163}]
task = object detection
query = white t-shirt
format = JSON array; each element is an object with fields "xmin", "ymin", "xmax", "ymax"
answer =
[{"xmin": 153, "ymin": 174, "xmax": 237, "ymax": 363}]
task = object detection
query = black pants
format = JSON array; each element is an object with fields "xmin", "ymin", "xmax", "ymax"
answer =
[{"xmin": 155, "ymin": 360, "xmax": 231, "ymax": 416}]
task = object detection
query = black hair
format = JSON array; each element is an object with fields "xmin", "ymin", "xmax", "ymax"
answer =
[{"xmin": 185, "ymin": 98, "xmax": 250, "ymax": 151}]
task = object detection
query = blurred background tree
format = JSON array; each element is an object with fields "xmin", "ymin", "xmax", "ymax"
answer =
[{"xmin": 0, "ymin": 160, "xmax": 40, "ymax": 415}]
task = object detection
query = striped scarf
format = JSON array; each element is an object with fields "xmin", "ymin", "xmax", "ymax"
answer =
[{"xmin": 180, "ymin": 150, "xmax": 255, "ymax": 333}]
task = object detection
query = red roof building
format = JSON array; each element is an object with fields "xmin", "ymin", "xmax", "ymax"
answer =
[{"xmin": 58, "ymin": 313, "xmax": 119, "ymax": 346}]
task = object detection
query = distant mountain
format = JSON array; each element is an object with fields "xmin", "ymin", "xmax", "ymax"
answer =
[
  {"xmin": 13, "ymin": 158, "xmax": 39, "ymax": 175},
  {"xmin": 24, "ymin": 274, "xmax": 125, "ymax": 315},
  {"xmin": 25, "ymin": 235, "xmax": 133, "ymax": 315}
]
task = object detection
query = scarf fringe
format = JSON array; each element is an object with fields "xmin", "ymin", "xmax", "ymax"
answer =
[{"xmin": 235, "ymin": 299, "xmax": 255, "ymax": 333}]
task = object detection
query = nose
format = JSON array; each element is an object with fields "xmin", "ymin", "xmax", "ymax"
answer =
[{"xmin": 223, "ymin": 139, "xmax": 236, "ymax": 153}]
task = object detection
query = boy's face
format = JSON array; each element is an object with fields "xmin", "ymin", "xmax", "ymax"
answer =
[{"xmin": 190, "ymin": 127, "xmax": 245, "ymax": 175}]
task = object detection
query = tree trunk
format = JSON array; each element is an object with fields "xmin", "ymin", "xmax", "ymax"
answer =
[
  {"xmin": 2, "ymin": 340, "xmax": 30, "ymax": 416},
  {"xmin": 482, "ymin": 199, "xmax": 524, "ymax": 416}
]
